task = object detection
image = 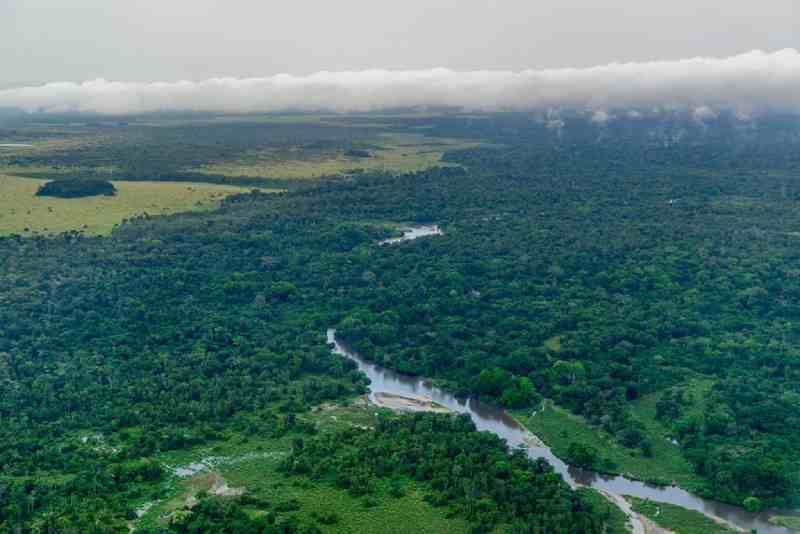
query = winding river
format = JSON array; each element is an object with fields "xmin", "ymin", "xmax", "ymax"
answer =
[
  {"xmin": 328, "ymin": 330, "xmax": 794, "ymax": 533},
  {"xmin": 330, "ymin": 224, "xmax": 797, "ymax": 532}
]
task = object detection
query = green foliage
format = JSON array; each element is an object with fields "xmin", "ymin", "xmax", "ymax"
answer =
[
  {"xmin": 769, "ymin": 515, "xmax": 800, "ymax": 532},
  {"xmin": 36, "ymin": 178, "xmax": 117, "ymax": 198},
  {"xmin": 344, "ymin": 149, "xmax": 372, "ymax": 158},
  {"xmin": 163, "ymin": 496, "xmax": 297, "ymax": 533},
  {"xmin": 625, "ymin": 496, "xmax": 739, "ymax": 534},
  {"xmin": 3, "ymin": 110, "xmax": 800, "ymax": 531},
  {"xmin": 565, "ymin": 442, "xmax": 600, "ymax": 469},
  {"xmin": 576, "ymin": 489, "xmax": 629, "ymax": 534},
  {"xmin": 281, "ymin": 412, "xmax": 606, "ymax": 533}
]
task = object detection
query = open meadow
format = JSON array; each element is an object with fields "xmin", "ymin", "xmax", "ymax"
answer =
[
  {"xmin": 189, "ymin": 133, "xmax": 480, "ymax": 179},
  {"xmin": 0, "ymin": 174, "xmax": 257, "ymax": 235}
]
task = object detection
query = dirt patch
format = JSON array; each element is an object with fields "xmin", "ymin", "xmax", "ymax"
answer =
[
  {"xmin": 351, "ymin": 394, "xmax": 371, "ymax": 408},
  {"xmin": 312, "ymin": 401, "xmax": 340, "ymax": 412},
  {"xmin": 185, "ymin": 471, "xmax": 244, "ymax": 506},
  {"xmin": 210, "ymin": 476, "xmax": 245, "ymax": 498},
  {"xmin": 641, "ymin": 516, "xmax": 675, "ymax": 534}
]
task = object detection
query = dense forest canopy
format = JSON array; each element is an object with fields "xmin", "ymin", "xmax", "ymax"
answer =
[{"xmin": 2, "ymin": 110, "xmax": 800, "ymax": 530}]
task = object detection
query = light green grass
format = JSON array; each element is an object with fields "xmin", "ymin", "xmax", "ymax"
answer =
[
  {"xmin": 0, "ymin": 174, "xmax": 264, "ymax": 235},
  {"xmin": 516, "ymin": 393, "xmax": 704, "ymax": 490},
  {"xmin": 226, "ymin": 460, "xmax": 471, "ymax": 534},
  {"xmin": 190, "ymin": 133, "xmax": 480, "ymax": 179},
  {"xmin": 770, "ymin": 515, "xmax": 800, "ymax": 532},
  {"xmin": 543, "ymin": 336, "xmax": 562, "ymax": 352},
  {"xmin": 135, "ymin": 403, "xmax": 473, "ymax": 533},
  {"xmin": 624, "ymin": 496, "xmax": 738, "ymax": 534}
]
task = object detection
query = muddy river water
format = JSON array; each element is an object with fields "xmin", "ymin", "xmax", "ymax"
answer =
[{"xmin": 328, "ymin": 329, "xmax": 794, "ymax": 534}]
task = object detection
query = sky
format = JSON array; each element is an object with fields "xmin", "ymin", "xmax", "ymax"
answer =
[
  {"xmin": 2, "ymin": 0, "xmax": 797, "ymax": 84},
  {"xmin": 1, "ymin": 1, "xmax": 798, "ymax": 115}
]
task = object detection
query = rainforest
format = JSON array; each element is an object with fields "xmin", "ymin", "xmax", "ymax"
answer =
[{"xmin": 1, "ymin": 109, "xmax": 800, "ymax": 533}]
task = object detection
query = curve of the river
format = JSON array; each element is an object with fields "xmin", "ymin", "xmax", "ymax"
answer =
[{"xmin": 328, "ymin": 329, "xmax": 794, "ymax": 534}]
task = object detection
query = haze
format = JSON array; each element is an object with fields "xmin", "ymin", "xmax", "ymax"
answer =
[{"xmin": 2, "ymin": 0, "xmax": 798, "ymax": 85}]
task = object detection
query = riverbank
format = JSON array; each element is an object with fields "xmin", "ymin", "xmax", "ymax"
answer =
[
  {"xmin": 372, "ymin": 392, "xmax": 451, "ymax": 413},
  {"xmin": 512, "ymin": 404, "xmax": 797, "ymax": 532},
  {"xmin": 328, "ymin": 328, "xmax": 794, "ymax": 534},
  {"xmin": 514, "ymin": 401, "xmax": 704, "ymax": 490},
  {"xmin": 625, "ymin": 495, "xmax": 743, "ymax": 534}
]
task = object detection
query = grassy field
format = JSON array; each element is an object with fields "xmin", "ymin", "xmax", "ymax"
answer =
[
  {"xmin": 515, "ymin": 380, "xmax": 715, "ymax": 491},
  {"xmin": 770, "ymin": 515, "xmax": 800, "ymax": 532},
  {"xmin": 0, "ymin": 174, "xmax": 260, "ymax": 235},
  {"xmin": 624, "ymin": 496, "xmax": 739, "ymax": 534},
  {"xmin": 134, "ymin": 402, "xmax": 474, "ymax": 534},
  {"xmin": 190, "ymin": 133, "xmax": 480, "ymax": 179}
]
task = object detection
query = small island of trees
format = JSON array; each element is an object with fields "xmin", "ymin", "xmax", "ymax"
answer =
[
  {"xmin": 344, "ymin": 149, "xmax": 372, "ymax": 158},
  {"xmin": 36, "ymin": 179, "xmax": 117, "ymax": 198}
]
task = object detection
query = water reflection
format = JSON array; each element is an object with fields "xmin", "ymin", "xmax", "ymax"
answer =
[{"xmin": 328, "ymin": 329, "xmax": 795, "ymax": 534}]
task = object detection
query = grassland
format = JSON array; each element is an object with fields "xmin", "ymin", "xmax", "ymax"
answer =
[
  {"xmin": 190, "ymin": 133, "xmax": 481, "ymax": 179},
  {"xmin": 624, "ymin": 496, "xmax": 739, "ymax": 534},
  {"xmin": 515, "ymin": 379, "xmax": 715, "ymax": 491},
  {"xmin": 770, "ymin": 515, "xmax": 800, "ymax": 532},
  {"xmin": 0, "ymin": 174, "xmax": 260, "ymax": 235}
]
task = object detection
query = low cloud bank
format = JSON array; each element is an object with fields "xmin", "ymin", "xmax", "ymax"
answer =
[{"xmin": 2, "ymin": 49, "xmax": 799, "ymax": 116}]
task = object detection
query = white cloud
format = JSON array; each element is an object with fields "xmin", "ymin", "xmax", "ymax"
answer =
[
  {"xmin": 591, "ymin": 110, "xmax": 611, "ymax": 124},
  {"xmin": 692, "ymin": 105, "xmax": 718, "ymax": 122},
  {"xmin": 1, "ymin": 49, "xmax": 799, "ymax": 115}
]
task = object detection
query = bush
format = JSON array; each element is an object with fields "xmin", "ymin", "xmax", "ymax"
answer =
[{"xmin": 565, "ymin": 442, "xmax": 599, "ymax": 468}]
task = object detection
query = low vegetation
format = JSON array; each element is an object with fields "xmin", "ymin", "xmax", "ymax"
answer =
[
  {"xmin": 515, "ymin": 390, "xmax": 704, "ymax": 489},
  {"xmin": 769, "ymin": 515, "xmax": 800, "ymax": 532},
  {"xmin": 190, "ymin": 133, "xmax": 478, "ymax": 179},
  {"xmin": 0, "ymin": 174, "xmax": 256, "ymax": 235},
  {"xmin": 624, "ymin": 496, "xmax": 739, "ymax": 534}
]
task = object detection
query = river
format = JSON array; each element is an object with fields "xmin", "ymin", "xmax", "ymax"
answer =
[
  {"xmin": 327, "ymin": 330, "xmax": 794, "ymax": 534},
  {"xmin": 378, "ymin": 225, "xmax": 442, "ymax": 245},
  {"xmin": 347, "ymin": 225, "xmax": 795, "ymax": 532}
]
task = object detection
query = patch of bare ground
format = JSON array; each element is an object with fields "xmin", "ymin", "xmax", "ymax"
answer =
[
  {"xmin": 598, "ymin": 489, "xmax": 649, "ymax": 534},
  {"xmin": 641, "ymin": 516, "xmax": 675, "ymax": 534},
  {"xmin": 157, "ymin": 470, "xmax": 245, "ymax": 525},
  {"xmin": 372, "ymin": 392, "xmax": 451, "ymax": 413}
]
